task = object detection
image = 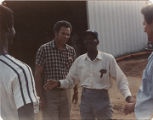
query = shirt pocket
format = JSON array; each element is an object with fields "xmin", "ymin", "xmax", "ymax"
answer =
[{"xmin": 93, "ymin": 62, "xmax": 107, "ymax": 79}]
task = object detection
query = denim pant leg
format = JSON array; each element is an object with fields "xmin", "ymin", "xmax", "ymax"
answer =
[
  {"xmin": 80, "ymin": 89, "xmax": 95, "ymax": 120},
  {"xmin": 92, "ymin": 89, "xmax": 112, "ymax": 120},
  {"xmin": 80, "ymin": 88, "xmax": 112, "ymax": 120}
]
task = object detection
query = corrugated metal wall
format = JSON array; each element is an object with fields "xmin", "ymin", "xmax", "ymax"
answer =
[{"xmin": 87, "ymin": 1, "xmax": 148, "ymax": 57}]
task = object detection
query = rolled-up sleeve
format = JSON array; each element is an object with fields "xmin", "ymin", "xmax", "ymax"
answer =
[{"xmin": 35, "ymin": 46, "xmax": 46, "ymax": 66}]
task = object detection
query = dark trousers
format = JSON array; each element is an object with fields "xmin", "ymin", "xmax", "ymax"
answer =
[{"xmin": 80, "ymin": 88, "xmax": 112, "ymax": 120}]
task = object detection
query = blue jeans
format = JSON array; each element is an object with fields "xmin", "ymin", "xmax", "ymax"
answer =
[{"xmin": 80, "ymin": 88, "xmax": 112, "ymax": 120}]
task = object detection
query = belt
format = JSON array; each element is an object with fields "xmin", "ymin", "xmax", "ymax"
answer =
[
  {"xmin": 53, "ymin": 87, "xmax": 65, "ymax": 91},
  {"xmin": 83, "ymin": 87, "xmax": 108, "ymax": 93}
]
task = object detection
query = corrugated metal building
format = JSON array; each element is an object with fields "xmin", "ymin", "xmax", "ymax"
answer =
[{"xmin": 87, "ymin": 0, "xmax": 149, "ymax": 57}]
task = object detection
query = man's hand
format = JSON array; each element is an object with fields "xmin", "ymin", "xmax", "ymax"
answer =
[
  {"xmin": 126, "ymin": 96, "xmax": 136, "ymax": 103},
  {"xmin": 39, "ymin": 97, "xmax": 46, "ymax": 109},
  {"xmin": 72, "ymin": 92, "xmax": 78, "ymax": 104},
  {"xmin": 124, "ymin": 102, "xmax": 135, "ymax": 115},
  {"xmin": 43, "ymin": 80, "xmax": 59, "ymax": 91},
  {"xmin": 72, "ymin": 85, "xmax": 78, "ymax": 104},
  {"xmin": 124, "ymin": 96, "xmax": 136, "ymax": 115}
]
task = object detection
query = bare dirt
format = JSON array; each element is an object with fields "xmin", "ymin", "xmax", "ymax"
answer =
[{"xmin": 71, "ymin": 54, "xmax": 149, "ymax": 120}]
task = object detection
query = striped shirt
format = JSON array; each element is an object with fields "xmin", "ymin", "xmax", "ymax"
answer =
[
  {"xmin": 35, "ymin": 40, "xmax": 76, "ymax": 82},
  {"xmin": 0, "ymin": 54, "xmax": 38, "ymax": 120}
]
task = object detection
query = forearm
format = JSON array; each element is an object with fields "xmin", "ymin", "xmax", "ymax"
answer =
[
  {"xmin": 35, "ymin": 74, "xmax": 44, "ymax": 98},
  {"xmin": 118, "ymin": 76, "xmax": 132, "ymax": 99},
  {"xmin": 34, "ymin": 65, "xmax": 44, "ymax": 102},
  {"xmin": 110, "ymin": 57, "xmax": 132, "ymax": 98},
  {"xmin": 115, "ymin": 67, "xmax": 132, "ymax": 98},
  {"xmin": 73, "ymin": 85, "xmax": 78, "ymax": 94},
  {"xmin": 18, "ymin": 103, "xmax": 34, "ymax": 120}
]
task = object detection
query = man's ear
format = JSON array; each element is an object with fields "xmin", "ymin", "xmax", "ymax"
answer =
[
  {"xmin": 151, "ymin": 22, "xmax": 153, "ymax": 29},
  {"xmin": 96, "ymin": 39, "xmax": 99, "ymax": 45},
  {"xmin": 6, "ymin": 27, "xmax": 15, "ymax": 44},
  {"xmin": 54, "ymin": 32, "xmax": 58, "ymax": 38},
  {"xmin": 150, "ymin": 22, "xmax": 153, "ymax": 35}
]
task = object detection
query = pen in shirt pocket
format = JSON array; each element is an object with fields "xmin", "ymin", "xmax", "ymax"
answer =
[{"xmin": 99, "ymin": 69, "xmax": 107, "ymax": 78}]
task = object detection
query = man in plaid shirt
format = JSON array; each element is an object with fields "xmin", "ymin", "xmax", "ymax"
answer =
[{"xmin": 35, "ymin": 20, "xmax": 78, "ymax": 120}]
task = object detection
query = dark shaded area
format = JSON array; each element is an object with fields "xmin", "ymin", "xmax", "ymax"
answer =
[{"xmin": 5, "ymin": 1, "xmax": 88, "ymax": 69}]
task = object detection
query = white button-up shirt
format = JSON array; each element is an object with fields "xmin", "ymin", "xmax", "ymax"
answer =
[{"xmin": 60, "ymin": 51, "xmax": 131, "ymax": 98}]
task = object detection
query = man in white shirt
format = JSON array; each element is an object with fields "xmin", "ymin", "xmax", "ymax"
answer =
[
  {"xmin": 44, "ymin": 30, "xmax": 134, "ymax": 119},
  {"xmin": 0, "ymin": 4, "xmax": 38, "ymax": 120}
]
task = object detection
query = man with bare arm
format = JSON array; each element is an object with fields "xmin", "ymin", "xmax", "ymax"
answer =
[
  {"xmin": 0, "ymin": 4, "xmax": 38, "ymax": 120},
  {"xmin": 35, "ymin": 20, "xmax": 78, "ymax": 120}
]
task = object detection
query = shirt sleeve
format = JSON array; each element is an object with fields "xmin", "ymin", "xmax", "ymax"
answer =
[
  {"xmin": 109, "ymin": 55, "xmax": 131, "ymax": 98},
  {"xmin": 73, "ymin": 48, "xmax": 77, "ymax": 60},
  {"xmin": 59, "ymin": 58, "xmax": 80, "ymax": 88},
  {"xmin": 12, "ymin": 65, "xmax": 38, "ymax": 109},
  {"xmin": 35, "ymin": 46, "xmax": 46, "ymax": 66}
]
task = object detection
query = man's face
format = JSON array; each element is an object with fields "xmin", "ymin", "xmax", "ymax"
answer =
[
  {"xmin": 84, "ymin": 34, "xmax": 98, "ymax": 51},
  {"xmin": 143, "ymin": 19, "xmax": 153, "ymax": 42},
  {"xmin": 55, "ymin": 27, "xmax": 71, "ymax": 44}
]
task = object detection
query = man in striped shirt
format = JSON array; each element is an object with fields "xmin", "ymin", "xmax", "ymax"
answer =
[{"xmin": 0, "ymin": 4, "xmax": 38, "ymax": 120}]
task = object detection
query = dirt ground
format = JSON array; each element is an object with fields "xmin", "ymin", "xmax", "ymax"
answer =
[{"xmin": 70, "ymin": 54, "xmax": 149, "ymax": 120}]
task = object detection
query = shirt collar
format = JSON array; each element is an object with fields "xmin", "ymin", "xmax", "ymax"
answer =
[
  {"xmin": 85, "ymin": 51, "xmax": 102, "ymax": 61},
  {"xmin": 51, "ymin": 40, "xmax": 68, "ymax": 50}
]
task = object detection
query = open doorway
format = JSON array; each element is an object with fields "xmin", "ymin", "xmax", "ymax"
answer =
[{"xmin": 5, "ymin": 1, "xmax": 88, "ymax": 68}]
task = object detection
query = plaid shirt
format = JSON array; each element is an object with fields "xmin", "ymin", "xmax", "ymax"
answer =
[{"xmin": 36, "ymin": 40, "xmax": 76, "ymax": 83}]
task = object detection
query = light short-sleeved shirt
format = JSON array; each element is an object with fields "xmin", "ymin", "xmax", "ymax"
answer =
[
  {"xmin": 35, "ymin": 40, "xmax": 76, "ymax": 82},
  {"xmin": 0, "ymin": 54, "xmax": 38, "ymax": 120},
  {"xmin": 60, "ymin": 51, "xmax": 131, "ymax": 98},
  {"xmin": 135, "ymin": 52, "xmax": 153, "ymax": 119}
]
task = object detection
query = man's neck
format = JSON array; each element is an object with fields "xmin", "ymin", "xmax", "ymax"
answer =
[
  {"xmin": 54, "ymin": 39, "xmax": 65, "ymax": 50},
  {"xmin": 0, "ymin": 32, "xmax": 9, "ymax": 55},
  {"xmin": 0, "ymin": 48, "xmax": 8, "ymax": 55},
  {"xmin": 87, "ymin": 49, "xmax": 98, "ymax": 61},
  {"xmin": 0, "ymin": 40, "xmax": 8, "ymax": 55}
]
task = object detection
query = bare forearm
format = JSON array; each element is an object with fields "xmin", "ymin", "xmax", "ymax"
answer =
[
  {"xmin": 35, "ymin": 74, "xmax": 43, "ymax": 98},
  {"xmin": 73, "ymin": 85, "xmax": 78, "ymax": 94},
  {"xmin": 34, "ymin": 65, "xmax": 44, "ymax": 99}
]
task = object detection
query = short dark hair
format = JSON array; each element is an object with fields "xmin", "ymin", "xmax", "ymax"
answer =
[
  {"xmin": 0, "ymin": 5, "xmax": 14, "ymax": 32},
  {"xmin": 141, "ymin": 5, "xmax": 153, "ymax": 24},
  {"xmin": 53, "ymin": 20, "xmax": 72, "ymax": 34}
]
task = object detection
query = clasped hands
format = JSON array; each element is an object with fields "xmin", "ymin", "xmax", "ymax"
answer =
[
  {"xmin": 124, "ymin": 96, "xmax": 136, "ymax": 115},
  {"xmin": 43, "ymin": 80, "xmax": 78, "ymax": 104}
]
